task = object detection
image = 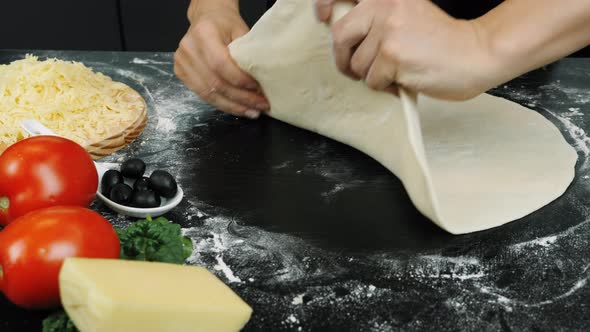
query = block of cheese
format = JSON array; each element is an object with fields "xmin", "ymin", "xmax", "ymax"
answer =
[{"xmin": 59, "ymin": 258, "xmax": 252, "ymax": 332}]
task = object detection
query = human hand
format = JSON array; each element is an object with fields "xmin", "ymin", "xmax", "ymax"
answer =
[
  {"xmin": 175, "ymin": 2, "xmax": 269, "ymax": 118},
  {"xmin": 314, "ymin": 0, "xmax": 495, "ymax": 101}
]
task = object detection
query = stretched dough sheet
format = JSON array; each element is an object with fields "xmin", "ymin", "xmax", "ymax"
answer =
[{"xmin": 229, "ymin": 0, "xmax": 577, "ymax": 234}]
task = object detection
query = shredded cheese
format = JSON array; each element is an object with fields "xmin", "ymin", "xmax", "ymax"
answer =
[{"xmin": 0, "ymin": 55, "xmax": 143, "ymax": 148}]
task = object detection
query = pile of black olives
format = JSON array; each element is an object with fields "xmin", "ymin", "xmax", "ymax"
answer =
[{"xmin": 100, "ymin": 158, "xmax": 178, "ymax": 208}]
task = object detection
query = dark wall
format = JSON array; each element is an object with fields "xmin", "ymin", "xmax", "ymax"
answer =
[
  {"xmin": 0, "ymin": 0, "xmax": 587, "ymax": 57},
  {"xmin": 0, "ymin": 0, "xmax": 123, "ymax": 50},
  {"xmin": 119, "ymin": 0, "xmax": 191, "ymax": 51},
  {"xmin": 0, "ymin": 0, "xmax": 264, "ymax": 52}
]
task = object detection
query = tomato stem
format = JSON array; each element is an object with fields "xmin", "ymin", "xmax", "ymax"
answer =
[{"xmin": 0, "ymin": 196, "xmax": 8, "ymax": 210}]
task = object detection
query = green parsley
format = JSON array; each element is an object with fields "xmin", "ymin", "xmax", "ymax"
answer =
[
  {"xmin": 116, "ymin": 216, "xmax": 193, "ymax": 264},
  {"xmin": 42, "ymin": 310, "xmax": 78, "ymax": 332}
]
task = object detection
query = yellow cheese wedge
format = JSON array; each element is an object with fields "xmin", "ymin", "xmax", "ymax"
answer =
[{"xmin": 59, "ymin": 258, "xmax": 252, "ymax": 332}]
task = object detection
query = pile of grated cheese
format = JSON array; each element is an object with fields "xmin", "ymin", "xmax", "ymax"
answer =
[{"xmin": 0, "ymin": 55, "xmax": 141, "ymax": 148}]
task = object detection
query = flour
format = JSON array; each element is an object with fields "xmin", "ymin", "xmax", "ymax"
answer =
[
  {"xmin": 539, "ymin": 81, "xmax": 590, "ymax": 104},
  {"xmin": 546, "ymin": 109, "xmax": 590, "ymax": 158},
  {"xmin": 510, "ymin": 215, "xmax": 590, "ymax": 253},
  {"xmin": 321, "ymin": 183, "xmax": 346, "ymax": 199},
  {"xmin": 272, "ymin": 160, "xmax": 293, "ymax": 170},
  {"xmin": 156, "ymin": 117, "xmax": 177, "ymax": 133},
  {"xmin": 214, "ymin": 256, "xmax": 243, "ymax": 283},
  {"xmin": 566, "ymin": 107, "xmax": 583, "ymax": 116},
  {"xmin": 112, "ymin": 68, "xmax": 155, "ymax": 103},
  {"xmin": 510, "ymin": 235, "xmax": 558, "ymax": 250},
  {"xmin": 477, "ymin": 264, "xmax": 590, "ymax": 310},
  {"xmin": 131, "ymin": 57, "xmax": 173, "ymax": 65},
  {"xmin": 211, "ymin": 232, "xmax": 227, "ymax": 251},
  {"xmin": 292, "ymin": 294, "xmax": 305, "ymax": 305}
]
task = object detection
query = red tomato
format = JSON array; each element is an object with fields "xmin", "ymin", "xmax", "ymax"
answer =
[
  {"xmin": 0, "ymin": 136, "xmax": 98, "ymax": 225},
  {"xmin": 0, "ymin": 206, "xmax": 120, "ymax": 309}
]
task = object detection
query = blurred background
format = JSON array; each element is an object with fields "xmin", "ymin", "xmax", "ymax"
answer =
[
  {"xmin": 0, "ymin": 0, "xmax": 262, "ymax": 52},
  {"xmin": 0, "ymin": 0, "xmax": 588, "ymax": 56}
]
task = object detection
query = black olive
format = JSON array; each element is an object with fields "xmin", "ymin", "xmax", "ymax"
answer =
[
  {"xmin": 109, "ymin": 183, "xmax": 133, "ymax": 205},
  {"xmin": 130, "ymin": 190, "xmax": 161, "ymax": 208},
  {"xmin": 148, "ymin": 170, "xmax": 178, "ymax": 198},
  {"xmin": 101, "ymin": 170, "xmax": 124, "ymax": 196},
  {"xmin": 121, "ymin": 158, "xmax": 146, "ymax": 179},
  {"xmin": 133, "ymin": 177, "xmax": 150, "ymax": 192}
]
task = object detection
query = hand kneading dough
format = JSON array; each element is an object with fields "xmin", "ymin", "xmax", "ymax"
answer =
[{"xmin": 228, "ymin": 0, "xmax": 577, "ymax": 234}]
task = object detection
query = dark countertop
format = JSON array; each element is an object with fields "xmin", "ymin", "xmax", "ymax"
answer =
[{"xmin": 0, "ymin": 50, "xmax": 589, "ymax": 331}]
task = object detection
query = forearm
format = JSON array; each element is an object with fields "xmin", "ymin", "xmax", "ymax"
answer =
[
  {"xmin": 475, "ymin": 0, "xmax": 590, "ymax": 85},
  {"xmin": 187, "ymin": 0, "xmax": 240, "ymax": 23}
]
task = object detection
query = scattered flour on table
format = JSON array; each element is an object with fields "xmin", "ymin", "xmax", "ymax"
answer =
[
  {"xmin": 273, "ymin": 160, "xmax": 293, "ymax": 170},
  {"xmin": 156, "ymin": 116, "xmax": 177, "ymax": 133},
  {"xmin": 321, "ymin": 183, "xmax": 346, "ymax": 199},
  {"xmin": 131, "ymin": 57, "xmax": 173, "ymax": 65},
  {"xmin": 292, "ymin": 294, "xmax": 305, "ymax": 305},
  {"xmin": 546, "ymin": 109, "xmax": 590, "ymax": 160},
  {"xmin": 539, "ymin": 81, "xmax": 590, "ymax": 104}
]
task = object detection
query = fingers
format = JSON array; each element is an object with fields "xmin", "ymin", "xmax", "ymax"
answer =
[
  {"xmin": 330, "ymin": 2, "xmax": 374, "ymax": 77},
  {"xmin": 205, "ymin": 30, "xmax": 260, "ymax": 90},
  {"xmin": 331, "ymin": 1, "xmax": 399, "ymax": 93},
  {"xmin": 365, "ymin": 47, "xmax": 398, "ymax": 91},
  {"xmin": 314, "ymin": 0, "xmax": 361, "ymax": 23},
  {"xmin": 180, "ymin": 66, "xmax": 261, "ymax": 119},
  {"xmin": 174, "ymin": 22, "xmax": 269, "ymax": 118},
  {"xmin": 349, "ymin": 29, "xmax": 380, "ymax": 80},
  {"xmin": 314, "ymin": 0, "xmax": 335, "ymax": 22},
  {"xmin": 196, "ymin": 54, "xmax": 269, "ymax": 112},
  {"xmin": 175, "ymin": 46, "xmax": 265, "ymax": 119}
]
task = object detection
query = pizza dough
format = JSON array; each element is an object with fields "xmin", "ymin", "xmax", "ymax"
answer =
[
  {"xmin": 0, "ymin": 55, "xmax": 146, "ymax": 156},
  {"xmin": 228, "ymin": 0, "xmax": 577, "ymax": 234}
]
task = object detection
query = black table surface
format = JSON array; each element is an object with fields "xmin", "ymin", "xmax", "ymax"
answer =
[{"xmin": 1, "ymin": 50, "xmax": 589, "ymax": 331}]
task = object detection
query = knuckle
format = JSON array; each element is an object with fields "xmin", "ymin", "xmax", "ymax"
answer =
[
  {"xmin": 173, "ymin": 51, "xmax": 183, "ymax": 67},
  {"xmin": 178, "ymin": 36, "xmax": 191, "ymax": 51},
  {"xmin": 380, "ymin": 42, "xmax": 399, "ymax": 63},
  {"xmin": 331, "ymin": 28, "xmax": 344, "ymax": 48},
  {"xmin": 335, "ymin": 58, "xmax": 349, "ymax": 74},
  {"xmin": 196, "ymin": 88, "xmax": 213, "ymax": 102},
  {"xmin": 173, "ymin": 63, "xmax": 183, "ymax": 78},
  {"xmin": 349, "ymin": 56, "xmax": 364, "ymax": 78},
  {"xmin": 243, "ymin": 95, "xmax": 260, "ymax": 108},
  {"xmin": 190, "ymin": 21, "xmax": 215, "ymax": 43},
  {"xmin": 384, "ymin": 16, "xmax": 402, "ymax": 31},
  {"xmin": 209, "ymin": 79, "xmax": 225, "ymax": 95},
  {"xmin": 234, "ymin": 76, "xmax": 251, "ymax": 89},
  {"xmin": 191, "ymin": 20, "xmax": 212, "ymax": 35},
  {"xmin": 210, "ymin": 57, "xmax": 226, "ymax": 74},
  {"xmin": 365, "ymin": 77, "xmax": 380, "ymax": 90}
]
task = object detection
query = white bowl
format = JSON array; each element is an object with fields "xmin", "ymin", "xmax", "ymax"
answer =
[{"xmin": 96, "ymin": 162, "xmax": 184, "ymax": 218}]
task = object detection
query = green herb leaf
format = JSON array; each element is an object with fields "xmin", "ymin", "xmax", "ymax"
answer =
[
  {"xmin": 182, "ymin": 235, "xmax": 193, "ymax": 260},
  {"xmin": 116, "ymin": 216, "xmax": 193, "ymax": 264},
  {"xmin": 42, "ymin": 310, "xmax": 78, "ymax": 332}
]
